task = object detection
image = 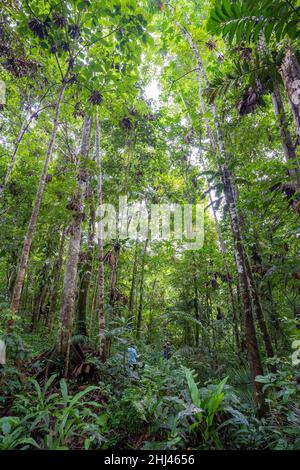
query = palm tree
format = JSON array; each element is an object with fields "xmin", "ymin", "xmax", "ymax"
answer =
[{"xmin": 207, "ymin": 0, "xmax": 300, "ymax": 137}]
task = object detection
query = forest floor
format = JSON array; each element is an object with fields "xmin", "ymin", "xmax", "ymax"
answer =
[{"xmin": 1, "ymin": 326, "xmax": 300, "ymax": 450}]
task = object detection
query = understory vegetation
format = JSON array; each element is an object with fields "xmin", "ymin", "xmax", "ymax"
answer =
[
  {"xmin": 1, "ymin": 0, "xmax": 300, "ymax": 451},
  {"xmin": 1, "ymin": 345, "xmax": 300, "ymax": 450}
]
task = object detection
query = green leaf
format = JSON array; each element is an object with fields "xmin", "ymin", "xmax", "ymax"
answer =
[
  {"xmin": 60, "ymin": 378, "xmax": 69, "ymax": 404},
  {"xmin": 283, "ymin": 20, "xmax": 300, "ymax": 39},
  {"xmin": 183, "ymin": 367, "xmax": 201, "ymax": 408},
  {"xmin": 68, "ymin": 385, "xmax": 98, "ymax": 408},
  {"xmin": 264, "ymin": 21, "xmax": 274, "ymax": 43}
]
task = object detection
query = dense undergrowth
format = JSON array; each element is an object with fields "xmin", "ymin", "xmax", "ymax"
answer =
[{"xmin": 1, "ymin": 331, "xmax": 300, "ymax": 450}]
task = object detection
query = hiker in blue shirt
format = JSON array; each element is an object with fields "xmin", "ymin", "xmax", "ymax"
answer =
[
  {"xmin": 163, "ymin": 341, "xmax": 172, "ymax": 360},
  {"xmin": 127, "ymin": 343, "xmax": 139, "ymax": 370}
]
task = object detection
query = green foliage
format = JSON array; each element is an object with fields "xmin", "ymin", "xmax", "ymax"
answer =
[
  {"xmin": 182, "ymin": 367, "xmax": 230, "ymax": 442},
  {"xmin": 0, "ymin": 331, "xmax": 30, "ymax": 362},
  {"xmin": 0, "ymin": 0, "xmax": 300, "ymax": 452},
  {"xmin": 0, "ymin": 417, "xmax": 39, "ymax": 450},
  {"xmin": 207, "ymin": 0, "xmax": 300, "ymax": 44},
  {"xmin": 1, "ymin": 374, "xmax": 107, "ymax": 450},
  {"xmin": 256, "ymin": 358, "xmax": 300, "ymax": 408}
]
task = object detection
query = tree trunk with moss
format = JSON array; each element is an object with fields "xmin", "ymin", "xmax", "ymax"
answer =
[
  {"xmin": 281, "ymin": 46, "xmax": 300, "ymax": 140},
  {"xmin": 94, "ymin": 113, "xmax": 106, "ymax": 359},
  {"xmin": 76, "ymin": 206, "xmax": 95, "ymax": 336},
  {"xmin": 272, "ymin": 82, "xmax": 300, "ymax": 186},
  {"xmin": 58, "ymin": 115, "xmax": 92, "ymax": 374}
]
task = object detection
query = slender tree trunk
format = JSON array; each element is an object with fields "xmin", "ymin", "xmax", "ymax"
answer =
[
  {"xmin": 224, "ymin": 168, "xmax": 265, "ymax": 410},
  {"xmin": 136, "ymin": 238, "xmax": 148, "ymax": 339},
  {"xmin": 76, "ymin": 206, "xmax": 95, "ymax": 336},
  {"xmin": 280, "ymin": 45, "xmax": 300, "ymax": 140},
  {"xmin": 7, "ymin": 251, "xmax": 17, "ymax": 299},
  {"xmin": 105, "ymin": 243, "xmax": 120, "ymax": 359},
  {"xmin": 272, "ymin": 82, "xmax": 300, "ymax": 185},
  {"xmin": 167, "ymin": 2, "xmax": 264, "ymax": 412},
  {"xmin": 295, "ymin": 305, "xmax": 300, "ymax": 329},
  {"xmin": 9, "ymin": 78, "xmax": 68, "ymax": 323},
  {"xmin": 58, "ymin": 115, "xmax": 92, "ymax": 374},
  {"xmin": 31, "ymin": 284, "xmax": 48, "ymax": 333},
  {"xmin": 180, "ymin": 92, "xmax": 242, "ymax": 354},
  {"xmin": 31, "ymin": 236, "xmax": 54, "ymax": 332},
  {"xmin": 147, "ymin": 279, "xmax": 157, "ymax": 344},
  {"xmin": 193, "ymin": 277, "xmax": 200, "ymax": 347},
  {"xmin": 47, "ymin": 228, "xmax": 66, "ymax": 331},
  {"xmin": 109, "ymin": 244, "xmax": 120, "ymax": 308},
  {"xmin": 245, "ymin": 256, "xmax": 275, "ymax": 359},
  {"xmin": 94, "ymin": 113, "xmax": 106, "ymax": 358},
  {"xmin": 265, "ymin": 279, "xmax": 279, "ymax": 347},
  {"xmin": 128, "ymin": 240, "xmax": 139, "ymax": 324},
  {"xmin": 208, "ymin": 190, "xmax": 241, "ymax": 353}
]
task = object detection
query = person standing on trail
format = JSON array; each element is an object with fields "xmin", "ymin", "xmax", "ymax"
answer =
[
  {"xmin": 127, "ymin": 343, "xmax": 139, "ymax": 369},
  {"xmin": 163, "ymin": 341, "xmax": 172, "ymax": 360}
]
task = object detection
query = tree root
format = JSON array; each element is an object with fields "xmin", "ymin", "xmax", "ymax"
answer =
[{"xmin": 32, "ymin": 342, "xmax": 104, "ymax": 382}]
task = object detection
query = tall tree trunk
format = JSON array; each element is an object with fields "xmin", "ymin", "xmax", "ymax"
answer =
[
  {"xmin": 31, "ymin": 284, "xmax": 48, "ymax": 333},
  {"xmin": 281, "ymin": 45, "xmax": 300, "ymax": 140},
  {"xmin": 272, "ymin": 82, "xmax": 300, "ymax": 185},
  {"xmin": 94, "ymin": 113, "xmax": 106, "ymax": 359},
  {"xmin": 295, "ymin": 305, "xmax": 300, "ymax": 330},
  {"xmin": 147, "ymin": 279, "xmax": 157, "ymax": 344},
  {"xmin": 180, "ymin": 92, "xmax": 241, "ymax": 354},
  {"xmin": 128, "ymin": 240, "xmax": 139, "ymax": 324},
  {"xmin": 136, "ymin": 238, "xmax": 148, "ymax": 339},
  {"xmin": 31, "ymin": 237, "xmax": 54, "ymax": 332},
  {"xmin": 193, "ymin": 277, "xmax": 200, "ymax": 347},
  {"xmin": 207, "ymin": 189, "xmax": 241, "ymax": 354},
  {"xmin": 7, "ymin": 250, "xmax": 18, "ymax": 299},
  {"xmin": 223, "ymin": 167, "xmax": 264, "ymax": 377},
  {"xmin": 167, "ymin": 2, "xmax": 265, "ymax": 412},
  {"xmin": 58, "ymin": 115, "xmax": 92, "ymax": 374},
  {"xmin": 47, "ymin": 228, "xmax": 66, "ymax": 331},
  {"xmin": 76, "ymin": 205, "xmax": 95, "ymax": 336},
  {"xmin": 109, "ymin": 244, "xmax": 120, "ymax": 308},
  {"xmin": 106, "ymin": 242, "xmax": 120, "ymax": 359},
  {"xmin": 245, "ymin": 255, "xmax": 275, "ymax": 359},
  {"xmin": 9, "ymin": 78, "xmax": 68, "ymax": 323}
]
